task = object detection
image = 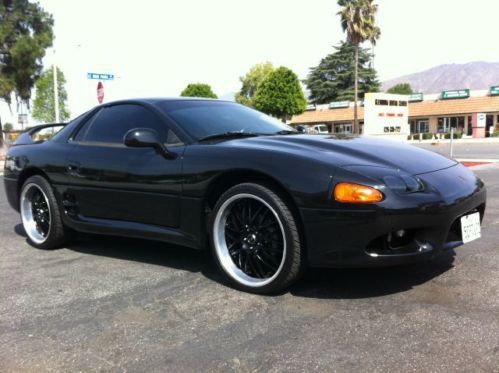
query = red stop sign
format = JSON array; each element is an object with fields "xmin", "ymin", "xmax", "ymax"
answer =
[{"xmin": 97, "ymin": 81, "xmax": 104, "ymax": 104}]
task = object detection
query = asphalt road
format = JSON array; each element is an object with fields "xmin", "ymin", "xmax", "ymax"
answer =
[
  {"xmin": 1, "ymin": 165, "xmax": 499, "ymax": 372},
  {"xmin": 413, "ymin": 142, "xmax": 499, "ymax": 160}
]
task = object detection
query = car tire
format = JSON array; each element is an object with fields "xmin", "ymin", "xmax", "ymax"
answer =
[
  {"xmin": 210, "ymin": 183, "xmax": 303, "ymax": 294},
  {"xmin": 19, "ymin": 175, "xmax": 71, "ymax": 250}
]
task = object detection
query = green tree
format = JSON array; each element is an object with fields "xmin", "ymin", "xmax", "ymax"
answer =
[
  {"xmin": 387, "ymin": 83, "xmax": 413, "ymax": 95},
  {"xmin": 32, "ymin": 66, "xmax": 70, "ymax": 123},
  {"xmin": 0, "ymin": 0, "xmax": 54, "ymax": 139},
  {"xmin": 180, "ymin": 83, "xmax": 217, "ymax": 98},
  {"xmin": 253, "ymin": 66, "xmax": 307, "ymax": 122},
  {"xmin": 0, "ymin": 0, "xmax": 54, "ymax": 106},
  {"xmin": 235, "ymin": 62, "xmax": 274, "ymax": 107},
  {"xmin": 338, "ymin": 0, "xmax": 380, "ymax": 134},
  {"xmin": 304, "ymin": 41, "xmax": 379, "ymax": 104},
  {"xmin": 3, "ymin": 122, "xmax": 13, "ymax": 131}
]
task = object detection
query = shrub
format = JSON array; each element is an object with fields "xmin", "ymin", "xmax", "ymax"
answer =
[
  {"xmin": 422, "ymin": 132, "xmax": 433, "ymax": 140},
  {"xmin": 444, "ymin": 131, "xmax": 462, "ymax": 139},
  {"xmin": 492, "ymin": 131, "xmax": 499, "ymax": 137}
]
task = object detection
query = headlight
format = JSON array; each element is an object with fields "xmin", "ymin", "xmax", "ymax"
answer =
[
  {"xmin": 334, "ymin": 182, "xmax": 384, "ymax": 204},
  {"xmin": 383, "ymin": 175, "xmax": 424, "ymax": 193}
]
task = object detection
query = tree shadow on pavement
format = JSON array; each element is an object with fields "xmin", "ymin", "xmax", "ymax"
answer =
[{"xmin": 14, "ymin": 223, "xmax": 456, "ymax": 299}]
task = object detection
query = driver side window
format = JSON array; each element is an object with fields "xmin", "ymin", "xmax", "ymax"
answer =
[{"xmin": 74, "ymin": 104, "xmax": 180, "ymax": 145}]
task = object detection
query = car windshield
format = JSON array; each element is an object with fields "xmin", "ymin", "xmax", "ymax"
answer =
[{"xmin": 156, "ymin": 100, "xmax": 295, "ymax": 140}]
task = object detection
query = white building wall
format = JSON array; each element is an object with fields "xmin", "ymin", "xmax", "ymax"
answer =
[{"xmin": 363, "ymin": 92, "xmax": 410, "ymax": 140}]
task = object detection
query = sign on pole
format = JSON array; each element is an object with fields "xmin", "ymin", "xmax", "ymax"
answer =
[
  {"xmin": 97, "ymin": 81, "xmax": 104, "ymax": 104},
  {"xmin": 87, "ymin": 72, "xmax": 114, "ymax": 81}
]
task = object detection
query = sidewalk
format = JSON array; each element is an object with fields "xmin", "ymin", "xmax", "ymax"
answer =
[{"xmin": 0, "ymin": 160, "xmax": 4, "ymax": 176}]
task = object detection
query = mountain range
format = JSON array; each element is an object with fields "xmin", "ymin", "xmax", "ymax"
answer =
[{"xmin": 382, "ymin": 61, "xmax": 499, "ymax": 94}]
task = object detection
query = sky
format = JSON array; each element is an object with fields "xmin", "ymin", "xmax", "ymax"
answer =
[{"xmin": 36, "ymin": 0, "xmax": 499, "ymax": 119}]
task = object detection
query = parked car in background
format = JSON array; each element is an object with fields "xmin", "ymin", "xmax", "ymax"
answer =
[
  {"xmin": 3, "ymin": 98, "xmax": 486, "ymax": 293},
  {"xmin": 311, "ymin": 124, "xmax": 329, "ymax": 134},
  {"xmin": 13, "ymin": 124, "xmax": 67, "ymax": 145}
]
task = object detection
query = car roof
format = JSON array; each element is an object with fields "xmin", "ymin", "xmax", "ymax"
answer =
[{"xmin": 101, "ymin": 97, "xmax": 234, "ymax": 106}]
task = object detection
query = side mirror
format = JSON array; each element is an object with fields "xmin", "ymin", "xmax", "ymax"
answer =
[{"xmin": 124, "ymin": 128, "xmax": 176, "ymax": 159}]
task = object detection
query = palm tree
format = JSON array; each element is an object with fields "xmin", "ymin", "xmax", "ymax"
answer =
[{"xmin": 338, "ymin": 0, "xmax": 380, "ymax": 135}]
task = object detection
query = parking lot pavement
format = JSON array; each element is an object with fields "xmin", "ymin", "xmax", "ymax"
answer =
[
  {"xmin": 413, "ymin": 142, "xmax": 499, "ymax": 160},
  {"xmin": 1, "ymin": 165, "xmax": 499, "ymax": 372}
]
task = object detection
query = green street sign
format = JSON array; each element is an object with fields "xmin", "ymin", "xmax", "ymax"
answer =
[
  {"xmin": 490, "ymin": 86, "xmax": 499, "ymax": 96},
  {"xmin": 441, "ymin": 89, "xmax": 470, "ymax": 100},
  {"xmin": 329, "ymin": 101, "xmax": 350, "ymax": 109},
  {"xmin": 408, "ymin": 93, "xmax": 423, "ymax": 102}
]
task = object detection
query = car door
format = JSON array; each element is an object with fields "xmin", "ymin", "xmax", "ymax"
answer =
[{"xmin": 65, "ymin": 103, "xmax": 184, "ymax": 228}]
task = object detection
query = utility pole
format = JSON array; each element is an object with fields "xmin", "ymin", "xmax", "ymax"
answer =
[{"xmin": 53, "ymin": 49, "xmax": 60, "ymax": 123}]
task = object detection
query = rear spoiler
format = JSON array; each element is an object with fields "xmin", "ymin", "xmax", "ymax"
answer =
[{"xmin": 13, "ymin": 123, "xmax": 68, "ymax": 146}]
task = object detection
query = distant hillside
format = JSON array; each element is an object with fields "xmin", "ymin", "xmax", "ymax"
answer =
[{"xmin": 382, "ymin": 61, "xmax": 499, "ymax": 94}]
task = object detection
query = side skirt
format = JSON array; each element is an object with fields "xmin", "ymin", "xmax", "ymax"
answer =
[{"xmin": 63, "ymin": 214, "xmax": 203, "ymax": 250}]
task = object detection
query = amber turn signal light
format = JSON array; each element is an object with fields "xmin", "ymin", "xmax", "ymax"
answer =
[{"xmin": 334, "ymin": 182, "xmax": 384, "ymax": 204}]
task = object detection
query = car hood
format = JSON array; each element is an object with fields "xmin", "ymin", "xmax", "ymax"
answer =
[{"xmin": 233, "ymin": 135, "xmax": 457, "ymax": 175}]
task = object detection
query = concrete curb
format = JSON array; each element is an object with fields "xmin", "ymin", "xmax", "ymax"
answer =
[
  {"xmin": 465, "ymin": 162, "xmax": 499, "ymax": 171},
  {"xmin": 408, "ymin": 137, "xmax": 499, "ymax": 144},
  {"xmin": 456, "ymin": 158, "xmax": 499, "ymax": 163}
]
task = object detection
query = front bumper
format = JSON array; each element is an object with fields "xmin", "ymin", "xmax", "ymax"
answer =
[{"xmin": 301, "ymin": 165, "xmax": 487, "ymax": 268}]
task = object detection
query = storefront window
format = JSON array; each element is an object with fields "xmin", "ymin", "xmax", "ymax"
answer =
[
  {"xmin": 438, "ymin": 116, "xmax": 465, "ymax": 133},
  {"xmin": 334, "ymin": 123, "xmax": 352, "ymax": 134},
  {"xmin": 410, "ymin": 119, "xmax": 429, "ymax": 133},
  {"xmin": 418, "ymin": 120, "xmax": 429, "ymax": 133}
]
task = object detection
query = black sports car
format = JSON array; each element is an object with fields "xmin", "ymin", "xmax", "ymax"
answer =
[{"xmin": 3, "ymin": 98, "xmax": 486, "ymax": 293}]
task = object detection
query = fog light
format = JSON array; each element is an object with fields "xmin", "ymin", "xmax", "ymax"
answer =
[{"xmin": 395, "ymin": 229, "xmax": 405, "ymax": 237}]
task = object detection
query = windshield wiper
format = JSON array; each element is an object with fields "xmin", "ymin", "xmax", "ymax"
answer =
[
  {"xmin": 198, "ymin": 131, "xmax": 262, "ymax": 142},
  {"xmin": 274, "ymin": 130, "xmax": 299, "ymax": 135}
]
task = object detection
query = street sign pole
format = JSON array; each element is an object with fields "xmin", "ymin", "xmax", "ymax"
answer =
[{"xmin": 450, "ymin": 127, "xmax": 454, "ymax": 158}]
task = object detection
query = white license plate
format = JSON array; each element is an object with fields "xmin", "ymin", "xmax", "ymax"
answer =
[{"xmin": 460, "ymin": 212, "xmax": 481, "ymax": 244}]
